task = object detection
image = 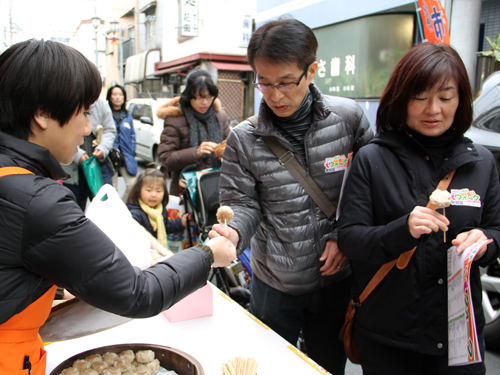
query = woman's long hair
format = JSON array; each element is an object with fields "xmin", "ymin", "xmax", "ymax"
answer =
[{"xmin": 106, "ymin": 84, "xmax": 128, "ymax": 112}]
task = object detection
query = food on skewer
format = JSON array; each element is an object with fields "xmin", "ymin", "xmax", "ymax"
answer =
[
  {"xmin": 214, "ymin": 139, "xmax": 227, "ymax": 159},
  {"xmin": 217, "ymin": 205, "xmax": 234, "ymax": 227},
  {"xmin": 429, "ymin": 189, "xmax": 452, "ymax": 242}
]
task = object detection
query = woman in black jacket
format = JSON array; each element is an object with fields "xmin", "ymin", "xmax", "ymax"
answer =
[
  {"xmin": 338, "ymin": 43, "xmax": 500, "ymax": 374},
  {"xmin": 0, "ymin": 39, "xmax": 236, "ymax": 375}
]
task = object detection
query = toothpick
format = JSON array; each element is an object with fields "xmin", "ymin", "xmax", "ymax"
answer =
[{"xmin": 443, "ymin": 207, "xmax": 446, "ymax": 243}]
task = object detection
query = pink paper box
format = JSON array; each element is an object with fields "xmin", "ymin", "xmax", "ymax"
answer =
[{"xmin": 163, "ymin": 282, "xmax": 213, "ymax": 322}]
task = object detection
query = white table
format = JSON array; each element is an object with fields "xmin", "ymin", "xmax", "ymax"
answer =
[{"xmin": 45, "ymin": 284, "xmax": 329, "ymax": 375}]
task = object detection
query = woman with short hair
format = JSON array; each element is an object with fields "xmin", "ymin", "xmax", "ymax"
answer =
[
  {"xmin": 338, "ymin": 42, "xmax": 500, "ymax": 374},
  {"xmin": 156, "ymin": 69, "xmax": 230, "ymax": 196}
]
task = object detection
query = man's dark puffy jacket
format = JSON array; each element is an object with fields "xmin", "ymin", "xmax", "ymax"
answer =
[
  {"xmin": 0, "ymin": 131, "xmax": 210, "ymax": 324},
  {"xmin": 220, "ymin": 84, "xmax": 373, "ymax": 295},
  {"xmin": 338, "ymin": 130, "xmax": 500, "ymax": 355}
]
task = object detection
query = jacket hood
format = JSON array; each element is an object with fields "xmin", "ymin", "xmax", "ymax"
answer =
[
  {"xmin": 156, "ymin": 96, "xmax": 223, "ymax": 119},
  {"xmin": 372, "ymin": 130, "xmax": 481, "ymax": 177}
]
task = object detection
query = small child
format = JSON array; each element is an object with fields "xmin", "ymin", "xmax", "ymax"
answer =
[{"xmin": 127, "ymin": 168, "xmax": 189, "ymax": 248}]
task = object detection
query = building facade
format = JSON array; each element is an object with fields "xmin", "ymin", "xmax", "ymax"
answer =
[{"xmin": 253, "ymin": 0, "xmax": 500, "ymax": 128}]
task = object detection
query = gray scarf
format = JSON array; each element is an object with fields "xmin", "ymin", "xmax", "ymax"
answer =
[{"xmin": 187, "ymin": 105, "xmax": 223, "ymax": 166}]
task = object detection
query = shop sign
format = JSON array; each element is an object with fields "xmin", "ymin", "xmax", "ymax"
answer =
[
  {"xmin": 314, "ymin": 13, "xmax": 414, "ymax": 98},
  {"xmin": 180, "ymin": 0, "xmax": 198, "ymax": 37},
  {"xmin": 241, "ymin": 14, "xmax": 252, "ymax": 48}
]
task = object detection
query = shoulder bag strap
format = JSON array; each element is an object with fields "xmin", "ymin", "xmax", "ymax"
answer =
[
  {"xmin": 246, "ymin": 114, "xmax": 258, "ymax": 127},
  {"xmin": 0, "ymin": 167, "xmax": 34, "ymax": 177},
  {"xmin": 261, "ymin": 135, "xmax": 337, "ymax": 220},
  {"xmin": 357, "ymin": 169, "xmax": 456, "ymax": 305}
]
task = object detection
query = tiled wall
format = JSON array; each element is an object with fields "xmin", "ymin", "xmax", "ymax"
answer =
[{"xmin": 480, "ymin": 0, "xmax": 500, "ymax": 51}]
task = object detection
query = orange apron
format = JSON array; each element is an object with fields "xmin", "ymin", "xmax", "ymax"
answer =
[{"xmin": 0, "ymin": 167, "xmax": 57, "ymax": 375}]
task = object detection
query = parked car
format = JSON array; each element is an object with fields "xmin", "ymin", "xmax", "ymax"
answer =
[
  {"xmin": 466, "ymin": 71, "xmax": 500, "ymax": 348},
  {"xmin": 126, "ymin": 98, "xmax": 170, "ymax": 163}
]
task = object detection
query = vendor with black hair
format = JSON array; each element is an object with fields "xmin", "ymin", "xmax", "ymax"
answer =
[{"xmin": 0, "ymin": 39, "xmax": 236, "ymax": 375}]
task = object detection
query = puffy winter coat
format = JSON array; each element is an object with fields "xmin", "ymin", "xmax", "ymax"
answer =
[
  {"xmin": 156, "ymin": 96, "xmax": 230, "ymax": 196},
  {"xmin": 113, "ymin": 110, "xmax": 137, "ymax": 176},
  {"xmin": 126, "ymin": 202, "xmax": 184, "ymax": 238},
  {"xmin": 220, "ymin": 84, "xmax": 373, "ymax": 295},
  {"xmin": 0, "ymin": 131, "xmax": 211, "ymax": 324},
  {"xmin": 338, "ymin": 130, "xmax": 500, "ymax": 355}
]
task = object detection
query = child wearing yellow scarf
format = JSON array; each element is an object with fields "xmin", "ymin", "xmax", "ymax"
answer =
[{"xmin": 126, "ymin": 168, "xmax": 190, "ymax": 248}]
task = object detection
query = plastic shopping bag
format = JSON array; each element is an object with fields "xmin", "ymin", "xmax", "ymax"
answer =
[
  {"xmin": 166, "ymin": 195, "xmax": 197, "ymax": 252},
  {"xmin": 80, "ymin": 155, "xmax": 104, "ymax": 197},
  {"xmin": 85, "ymin": 184, "xmax": 153, "ymax": 269}
]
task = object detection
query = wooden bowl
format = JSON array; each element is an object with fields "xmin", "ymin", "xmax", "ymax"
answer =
[{"xmin": 49, "ymin": 343, "xmax": 204, "ymax": 375}]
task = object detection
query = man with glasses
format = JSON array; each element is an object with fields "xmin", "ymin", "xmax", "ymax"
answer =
[{"xmin": 210, "ymin": 17, "xmax": 372, "ymax": 374}]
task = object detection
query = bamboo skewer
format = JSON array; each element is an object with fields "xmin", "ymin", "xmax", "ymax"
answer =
[{"xmin": 221, "ymin": 357, "xmax": 259, "ymax": 375}]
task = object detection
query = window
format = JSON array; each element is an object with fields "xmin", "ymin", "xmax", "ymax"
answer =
[{"xmin": 131, "ymin": 104, "xmax": 145, "ymax": 120}]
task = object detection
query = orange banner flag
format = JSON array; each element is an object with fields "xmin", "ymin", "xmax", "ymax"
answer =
[{"xmin": 417, "ymin": 0, "xmax": 450, "ymax": 44}]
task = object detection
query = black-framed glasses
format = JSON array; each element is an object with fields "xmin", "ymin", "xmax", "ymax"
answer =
[{"xmin": 253, "ymin": 67, "xmax": 308, "ymax": 93}]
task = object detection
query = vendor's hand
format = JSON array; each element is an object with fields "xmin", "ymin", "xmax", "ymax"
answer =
[
  {"xmin": 408, "ymin": 206, "xmax": 449, "ymax": 239},
  {"xmin": 93, "ymin": 149, "xmax": 104, "ymax": 160},
  {"xmin": 181, "ymin": 213, "xmax": 191, "ymax": 227},
  {"xmin": 319, "ymin": 240, "xmax": 348, "ymax": 276},
  {"xmin": 78, "ymin": 153, "xmax": 89, "ymax": 163},
  {"xmin": 210, "ymin": 223, "xmax": 239, "ymax": 248},
  {"xmin": 206, "ymin": 236, "xmax": 237, "ymax": 267},
  {"xmin": 196, "ymin": 141, "xmax": 218, "ymax": 158},
  {"xmin": 452, "ymin": 229, "xmax": 489, "ymax": 260}
]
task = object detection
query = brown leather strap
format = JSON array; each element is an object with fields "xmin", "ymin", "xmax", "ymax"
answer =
[
  {"xmin": 261, "ymin": 135, "xmax": 337, "ymax": 220},
  {"xmin": 358, "ymin": 169, "xmax": 456, "ymax": 304}
]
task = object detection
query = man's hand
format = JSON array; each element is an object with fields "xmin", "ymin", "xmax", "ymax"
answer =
[
  {"xmin": 209, "ymin": 223, "xmax": 239, "ymax": 248},
  {"xmin": 78, "ymin": 153, "xmax": 89, "ymax": 163},
  {"xmin": 408, "ymin": 206, "xmax": 449, "ymax": 239},
  {"xmin": 196, "ymin": 141, "xmax": 218, "ymax": 158},
  {"xmin": 206, "ymin": 236, "xmax": 237, "ymax": 267},
  {"xmin": 452, "ymin": 229, "xmax": 489, "ymax": 260},
  {"xmin": 93, "ymin": 149, "xmax": 104, "ymax": 160},
  {"xmin": 319, "ymin": 240, "xmax": 348, "ymax": 276}
]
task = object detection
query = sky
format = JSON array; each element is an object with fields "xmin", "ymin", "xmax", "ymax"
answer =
[{"xmin": 1, "ymin": 0, "xmax": 130, "ymax": 47}]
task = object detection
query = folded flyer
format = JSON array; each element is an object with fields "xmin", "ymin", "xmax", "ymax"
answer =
[{"xmin": 447, "ymin": 239, "xmax": 492, "ymax": 366}]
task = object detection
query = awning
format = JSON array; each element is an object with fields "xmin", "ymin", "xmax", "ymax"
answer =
[
  {"xmin": 124, "ymin": 49, "xmax": 161, "ymax": 84},
  {"xmin": 210, "ymin": 61, "xmax": 253, "ymax": 72},
  {"xmin": 149, "ymin": 62, "xmax": 196, "ymax": 77}
]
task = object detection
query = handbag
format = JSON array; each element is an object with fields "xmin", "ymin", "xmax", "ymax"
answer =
[
  {"xmin": 108, "ymin": 147, "xmax": 124, "ymax": 168},
  {"xmin": 339, "ymin": 169, "xmax": 456, "ymax": 364}
]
